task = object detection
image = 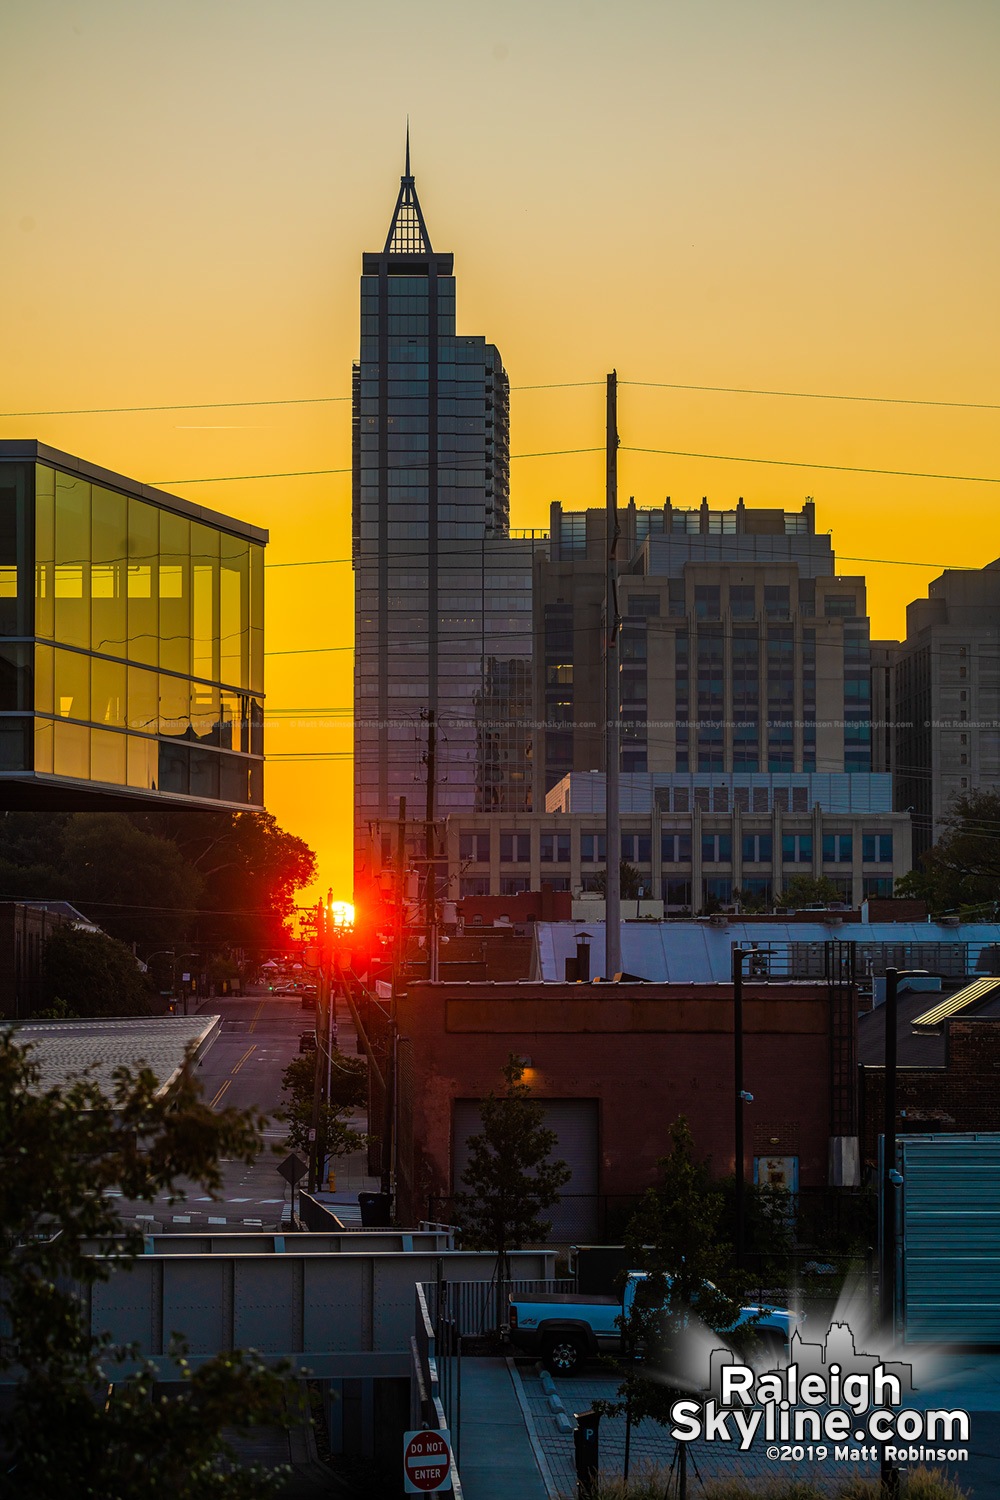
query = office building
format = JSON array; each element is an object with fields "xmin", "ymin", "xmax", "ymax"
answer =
[
  {"xmin": 352, "ymin": 143, "xmax": 537, "ymax": 877},
  {"xmin": 536, "ymin": 496, "xmax": 872, "ymax": 794},
  {"xmin": 892, "ymin": 557, "xmax": 1000, "ymax": 855},
  {"xmin": 0, "ymin": 441, "xmax": 265, "ymax": 809},
  {"xmin": 362, "ymin": 770, "xmax": 909, "ymax": 911}
]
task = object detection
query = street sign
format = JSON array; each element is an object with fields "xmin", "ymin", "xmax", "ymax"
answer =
[
  {"xmin": 277, "ymin": 1153, "xmax": 308, "ymax": 1187},
  {"xmin": 403, "ymin": 1429, "xmax": 452, "ymax": 1493}
]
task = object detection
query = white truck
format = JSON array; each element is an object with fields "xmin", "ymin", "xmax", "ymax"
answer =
[{"xmin": 509, "ymin": 1270, "xmax": 800, "ymax": 1375}]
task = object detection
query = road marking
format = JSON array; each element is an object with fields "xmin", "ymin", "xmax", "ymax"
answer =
[
  {"xmin": 248, "ymin": 1000, "xmax": 265, "ymax": 1034},
  {"xmin": 208, "ymin": 1079, "xmax": 230, "ymax": 1109},
  {"xmin": 231, "ymin": 1043, "xmax": 257, "ymax": 1075},
  {"xmin": 208, "ymin": 1216, "xmax": 227, "ymax": 1224}
]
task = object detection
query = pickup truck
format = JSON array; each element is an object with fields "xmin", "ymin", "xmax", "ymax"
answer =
[{"xmin": 509, "ymin": 1271, "xmax": 800, "ymax": 1375}]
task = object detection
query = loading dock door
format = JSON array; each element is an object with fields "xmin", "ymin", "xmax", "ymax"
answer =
[{"xmin": 453, "ymin": 1098, "xmax": 599, "ymax": 1243}]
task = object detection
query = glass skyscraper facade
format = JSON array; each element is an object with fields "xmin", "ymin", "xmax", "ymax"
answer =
[
  {"xmin": 352, "ymin": 149, "xmax": 535, "ymax": 866},
  {"xmin": 0, "ymin": 442, "xmax": 265, "ymax": 808}
]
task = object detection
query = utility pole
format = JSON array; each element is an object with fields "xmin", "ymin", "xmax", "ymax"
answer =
[
  {"xmin": 307, "ymin": 897, "xmax": 327, "ymax": 1195},
  {"xmin": 384, "ymin": 796, "xmax": 407, "ymax": 1201},
  {"xmin": 733, "ymin": 947, "xmax": 747, "ymax": 1266},
  {"xmin": 880, "ymin": 967, "xmax": 900, "ymax": 1497},
  {"xmin": 604, "ymin": 371, "xmax": 621, "ymax": 982},
  {"xmin": 881, "ymin": 966, "xmax": 899, "ymax": 1332},
  {"xmin": 423, "ymin": 710, "xmax": 438, "ymax": 982}
]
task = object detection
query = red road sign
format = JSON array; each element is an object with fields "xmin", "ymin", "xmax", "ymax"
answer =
[{"xmin": 403, "ymin": 1428, "xmax": 452, "ymax": 1493}]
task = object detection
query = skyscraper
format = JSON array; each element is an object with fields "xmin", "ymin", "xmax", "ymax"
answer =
[{"xmin": 352, "ymin": 141, "xmax": 534, "ymax": 877}]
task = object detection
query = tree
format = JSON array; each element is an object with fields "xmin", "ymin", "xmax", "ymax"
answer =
[
  {"xmin": 594, "ymin": 860, "xmax": 645, "ymax": 900},
  {"xmin": 279, "ymin": 1047, "xmax": 368, "ymax": 1170},
  {"xmin": 127, "ymin": 809, "xmax": 317, "ymax": 950},
  {"xmin": 896, "ymin": 790, "xmax": 1000, "ymax": 916},
  {"xmin": 452, "ymin": 1054, "xmax": 570, "ymax": 1333},
  {"xmin": 596, "ymin": 1118, "xmax": 756, "ymax": 1430},
  {"xmin": 777, "ymin": 874, "xmax": 844, "ymax": 909},
  {"xmin": 41, "ymin": 925, "xmax": 153, "ymax": 1017},
  {"xmin": 61, "ymin": 812, "xmax": 203, "ymax": 949},
  {"xmin": 0, "ymin": 1030, "xmax": 297, "ymax": 1498}
]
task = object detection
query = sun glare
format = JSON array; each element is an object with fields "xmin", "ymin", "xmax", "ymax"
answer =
[{"xmin": 329, "ymin": 900, "xmax": 355, "ymax": 928}]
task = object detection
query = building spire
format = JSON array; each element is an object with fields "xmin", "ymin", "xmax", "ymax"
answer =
[{"xmin": 384, "ymin": 125, "xmax": 432, "ymax": 255}]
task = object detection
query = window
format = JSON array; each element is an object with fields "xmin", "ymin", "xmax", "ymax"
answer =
[
  {"xmin": 824, "ymin": 594, "xmax": 857, "ymax": 617},
  {"xmin": 460, "ymin": 877, "xmax": 490, "ymax": 897},
  {"xmin": 822, "ymin": 833, "xmax": 853, "ymax": 863},
  {"xmin": 621, "ymin": 832, "xmax": 652, "ymax": 863},
  {"xmin": 668, "ymin": 579, "xmax": 685, "ymax": 617},
  {"xmin": 661, "ymin": 832, "xmax": 692, "ymax": 863},
  {"xmin": 863, "ymin": 877, "xmax": 894, "ymax": 898},
  {"xmin": 540, "ymin": 831, "xmax": 570, "ymax": 863},
  {"xmin": 862, "ymin": 832, "xmax": 893, "ymax": 863},
  {"xmin": 627, "ymin": 594, "xmax": 660, "ymax": 617},
  {"xmin": 459, "ymin": 832, "xmax": 491, "ymax": 863},
  {"xmin": 729, "ymin": 584, "xmax": 755, "ymax": 619},
  {"xmin": 740, "ymin": 878, "xmax": 772, "ymax": 902},
  {"xmin": 500, "ymin": 876, "xmax": 530, "ymax": 895},
  {"xmin": 781, "ymin": 834, "xmax": 812, "ymax": 863},
  {"xmin": 500, "ymin": 831, "xmax": 530, "ymax": 863},
  {"xmin": 704, "ymin": 878, "xmax": 732, "ymax": 903},
  {"xmin": 701, "ymin": 833, "xmax": 732, "ymax": 863},
  {"xmin": 694, "ymin": 585, "xmax": 720, "ymax": 619},
  {"xmin": 663, "ymin": 878, "xmax": 692, "ymax": 907},
  {"xmin": 741, "ymin": 833, "xmax": 772, "ymax": 862},
  {"xmin": 539, "ymin": 875, "xmax": 570, "ymax": 892},
  {"xmin": 580, "ymin": 832, "xmax": 606, "ymax": 863},
  {"xmin": 764, "ymin": 585, "xmax": 790, "ymax": 620}
]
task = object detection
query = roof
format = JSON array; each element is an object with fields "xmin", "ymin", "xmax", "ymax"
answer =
[
  {"xmin": 1, "ymin": 1015, "xmax": 220, "ymax": 1096},
  {"xmin": 531, "ymin": 920, "xmax": 1000, "ymax": 984},
  {"xmin": 859, "ymin": 988, "xmax": 1000, "ymax": 1068},
  {"xmin": 10, "ymin": 899, "xmax": 100, "ymax": 931},
  {"xmin": 0, "ymin": 440, "xmax": 268, "ymax": 546}
]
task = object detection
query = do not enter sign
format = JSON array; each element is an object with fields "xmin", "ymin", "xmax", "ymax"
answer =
[{"xmin": 403, "ymin": 1428, "xmax": 452, "ymax": 1493}]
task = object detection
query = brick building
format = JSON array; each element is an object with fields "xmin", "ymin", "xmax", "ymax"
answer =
[
  {"xmin": 859, "ymin": 992, "xmax": 1000, "ymax": 1166},
  {"xmin": 391, "ymin": 977, "xmax": 859, "ymax": 1237}
]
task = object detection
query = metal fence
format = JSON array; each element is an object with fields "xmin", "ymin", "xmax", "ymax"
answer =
[
  {"xmin": 420, "ymin": 1277, "xmax": 575, "ymax": 1338},
  {"xmin": 412, "ymin": 1282, "xmax": 464, "ymax": 1499},
  {"xmin": 735, "ymin": 937, "xmax": 1000, "ymax": 981}
]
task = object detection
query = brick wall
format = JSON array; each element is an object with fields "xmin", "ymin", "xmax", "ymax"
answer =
[
  {"xmin": 394, "ymin": 979, "xmax": 853, "ymax": 1224},
  {"xmin": 859, "ymin": 1017, "xmax": 1000, "ymax": 1167}
]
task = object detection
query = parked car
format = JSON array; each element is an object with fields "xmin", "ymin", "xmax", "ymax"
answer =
[
  {"xmin": 298, "ymin": 1030, "xmax": 316, "ymax": 1053},
  {"xmin": 509, "ymin": 1270, "xmax": 801, "ymax": 1375}
]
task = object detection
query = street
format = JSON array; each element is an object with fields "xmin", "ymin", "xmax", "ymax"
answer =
[{"xmin": 111, "ymin": 987, "xmax": 368, "ymax": 1233}]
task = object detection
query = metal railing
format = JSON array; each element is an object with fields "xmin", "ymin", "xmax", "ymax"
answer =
[
  {"xmin": 420, "ymin": 1277, "xmax": 575, "ymax": 1337},
  {"xmin": 412, "ymin": 1282, "xmax": 464, "ymax": 1498}
]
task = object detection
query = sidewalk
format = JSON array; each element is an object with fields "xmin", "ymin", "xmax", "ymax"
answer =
[{"xmin": 457, "ymin": 1358, "xmax": 550, "ymax": 1500}]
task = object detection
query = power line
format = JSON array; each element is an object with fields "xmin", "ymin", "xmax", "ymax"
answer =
[
  {"xmin": 264, "ymin": 547, "xmax": 975, "ymax": 572},
  {"xmin": 4, "ymin": 377, "xmax": 998, "ymax": 419},
  {"xmin": 621, "ymin": 380, "xmax": 1000, "ymax": 412},
  {"xmin": 154, "ymin": 448, "xmax": 601, "ymax": 484},
  {"xmin": 622, "ymin": 446, "xmax": 1000, "ymax": 486}
]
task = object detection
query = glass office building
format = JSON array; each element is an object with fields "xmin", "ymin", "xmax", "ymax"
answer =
[
  {"xmin": 353, "ymin": 147, "xmax": 536, "ymax": 865},
  {"xmin": 0, "ymin": 442, "xmax": 265, "ymax": 808}
]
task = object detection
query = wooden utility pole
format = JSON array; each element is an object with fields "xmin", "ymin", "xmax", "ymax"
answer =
[
  {"xmin": 423, "ymin": 710, "xmax": 438, "ymax": 982},
  {"xmin": 307, "ymin": 897, "xmax": 327, "ymax": 1194},
  {"xmin": 605, "ymin": 371, "xmax": 621, "ymax": 982}
]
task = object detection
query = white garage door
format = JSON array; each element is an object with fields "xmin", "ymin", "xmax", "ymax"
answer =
[{"xmin": 453, "ymin": 1098, "xmax": 599, "ymax": 1243}]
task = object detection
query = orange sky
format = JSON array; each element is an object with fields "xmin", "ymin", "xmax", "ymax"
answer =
[{"xmin": 2, "ymin": 0, "xmax": 998, "ymax": 901}]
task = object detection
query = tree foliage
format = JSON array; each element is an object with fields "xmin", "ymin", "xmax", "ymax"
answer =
[
  {"xmin": 0, "ymin": 1030, "xmax": 296, "ymax": 1498},
  {"xmin": 777, "ymin": 875, "xmax": 845, "ymax": 909},
  {"xmin": 597, "ymin": 1118, "xmax": 756, "ymax": 1426},
  {"xmin": 594, "ymin": 861, "xmax": 645, "ymax": 900},
  {"xmin": 0, "ymin": 808, "xmax": 316, "ymax": 957},
  {"xmin": 453, "ymin": 1055, "xmax": 570, "ymax": 1328},
  {"xmin": 42, "ymin": 924, "xmax": 153, "ymax": 1017},
  {"xmin": 279, "ymin": 1047, "xmax": 368, "ymax": 1166},
  {"xmin": 896, "ymin": 790, "xmax": 1000, "ymax": 915}
]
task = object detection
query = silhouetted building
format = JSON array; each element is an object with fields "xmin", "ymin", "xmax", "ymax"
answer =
[
  {"xmin": 892, "ymin": 558, "xmax": 1000, "ymax": 855},
  {"xmin": 352, "ymin": 140, "xmax": 538, "ymax": 877},
  {"xmin": 535, "ymin": 496, "xmax": 873, "ymax": 794},
  {"xmin": 0, "ymin": 442, "xmax": 265, "ymax": 809}
]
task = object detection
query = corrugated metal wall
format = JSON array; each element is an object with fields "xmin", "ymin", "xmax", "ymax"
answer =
[{"xmin": 896, "ymin": 1132, "xmax": 1000, "ymax": 1343}]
